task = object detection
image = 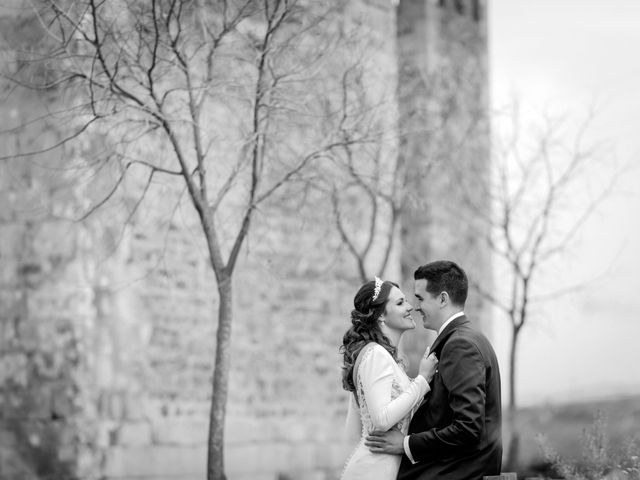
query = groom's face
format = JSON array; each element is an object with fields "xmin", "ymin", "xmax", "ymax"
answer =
[{"xmin": 414, "ymin": 278, "xmax": 442, "ymax": 331}]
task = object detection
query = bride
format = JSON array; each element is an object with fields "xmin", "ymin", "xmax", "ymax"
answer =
[{"xmin": 339, "ymin": 277, "xmax": 438, "ymax": 480}]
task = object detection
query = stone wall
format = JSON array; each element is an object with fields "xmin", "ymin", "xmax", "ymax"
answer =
[
  {"xmin": 0, "ymin": 1, "xmax": 490, "ymax": 479},
  {"xmin": 0, "ymin": 111, "xmax": 98, "ymax": 479},
  {"xmin": 0, "ymin": 1, "xmax": 401, "ymax": 479}
]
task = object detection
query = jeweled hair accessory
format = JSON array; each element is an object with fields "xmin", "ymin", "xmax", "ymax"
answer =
[{"xmin": 372, "ymin": 276, "xmax": 383, "ymax": 301}]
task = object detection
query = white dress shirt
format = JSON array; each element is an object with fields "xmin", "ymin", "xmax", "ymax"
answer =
[{"xmin": 402, "ymin": 311, "xmax": 465, "ymax": 463}]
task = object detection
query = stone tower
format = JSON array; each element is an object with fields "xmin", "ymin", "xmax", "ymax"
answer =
[{"xmin": 396, "ymin": 0, "xmax": 491, "ymax": 364}]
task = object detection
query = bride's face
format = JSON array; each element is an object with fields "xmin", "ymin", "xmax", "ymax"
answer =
[{"xmin": 380, "ymin": 286, "xmax": 415, "ymax": 332}]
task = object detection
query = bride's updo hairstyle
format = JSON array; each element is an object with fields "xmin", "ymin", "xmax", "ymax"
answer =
[{"xmin": 340, "ymin": 278, "xmax": 399, "ymax": 393}]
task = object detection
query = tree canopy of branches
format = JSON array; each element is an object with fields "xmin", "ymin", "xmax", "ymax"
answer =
[
  {"xmin": 327, "ymin": 64, "xmax": 401, "ymax": 283},
  {"xmin": 2, "ymin": 1, "xmax": 381, "ymax": 478}
]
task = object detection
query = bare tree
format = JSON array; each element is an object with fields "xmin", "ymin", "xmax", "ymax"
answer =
[
  {"xmin": 330, "ymin": 149, "xmax": 400, "ymax": 282},
  {"xmin": 324, "ymin": 63, "xmax": 467, "ymax": 285},
  {"xmin": 465, "ymin": 104, "xmax": 620, "ymax": 470},
  {"xmin": 2, "ymin": 1, "xmax": 377, "ymax": 478},
  {"xmin": 288, "ymin": 16, "xmax": 406, "ymax": 285},
  {"xmin": 328, "ymin": 67, "xmax": 401, "ymax": 283}
]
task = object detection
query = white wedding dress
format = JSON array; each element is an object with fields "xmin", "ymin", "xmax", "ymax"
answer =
[{"xmin": 340, "ymin": 343, "xmax": 429, "ymax": 480}]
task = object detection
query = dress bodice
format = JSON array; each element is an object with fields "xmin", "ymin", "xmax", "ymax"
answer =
[{"xmin": 354, "ymin": 344, "xmax": 416, "ymax": 435}]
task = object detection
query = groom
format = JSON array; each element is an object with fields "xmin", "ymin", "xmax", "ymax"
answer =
[{"xmin": 365, "ymin": 260, "xmax": 502, "ymax": 480}]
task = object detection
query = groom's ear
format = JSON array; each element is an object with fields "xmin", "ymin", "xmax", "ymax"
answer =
[{"xmin": 440, "ymin": 291, "xmax": 449, "ymax": 306}]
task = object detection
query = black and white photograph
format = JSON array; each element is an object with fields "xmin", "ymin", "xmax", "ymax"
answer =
[{"xmin": 1, "ymin": 1, "xmax": 639, "ymax": 479}]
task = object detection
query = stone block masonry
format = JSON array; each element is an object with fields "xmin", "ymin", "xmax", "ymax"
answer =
[{"xmin": 0, "ymin": 1, "xmax": 490, "ymax": 479}]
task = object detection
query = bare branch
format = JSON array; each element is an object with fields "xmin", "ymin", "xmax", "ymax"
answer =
[
  {"xmin": 127, "ymin": 159, "xmax": 182, "ymax": 176},
  {"xmin": 539, "ymin": 166, "xmax": 620, "ymax": 262},
  {"xmin": 0, "ymin": 116, "xmax": 101, "ymax": 162},
  {"xmin": 332, "ymin": 188, "xmax": 367, "ymax": 281},
  {"xmin": 470, "ymin": 280, "xmax": 511, "ymax": 315},
  {"xmin": 76, "ymin": 161, "xmax": 130, "ymax": 221}
]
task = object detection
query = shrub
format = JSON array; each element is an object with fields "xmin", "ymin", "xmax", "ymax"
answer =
[{"xmin": 538, "ymin": 410, "xmax": 640, "ymax": 480}]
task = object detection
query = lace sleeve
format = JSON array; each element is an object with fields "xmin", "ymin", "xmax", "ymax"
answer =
[{"xmin": 359, "ymin": 345, "xmax": 429, "ymax": 433}]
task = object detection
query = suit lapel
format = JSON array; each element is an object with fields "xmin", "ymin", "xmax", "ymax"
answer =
[
  {"xmin": 429, "ymin": 315, "xmax": 469, "ymax": 358},
  {"xmin": 413, "ymin": 316, "xmax": 469, "ymax": 413},
  {"xmin": 412, "ymin": 316, "xmax": 469, "ymax": 410}
]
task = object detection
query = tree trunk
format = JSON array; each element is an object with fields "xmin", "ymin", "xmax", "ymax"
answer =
[
  {"xmin": 508, "ymin": 325, "xmax": 518, "ymax": 412},
  {"xmin": 505, "ymin": 325, "xmax": 520, "ymax": 471},
  {"xmin": 207, "ymin": 273, "xmax": 233, "ymax": 480}
]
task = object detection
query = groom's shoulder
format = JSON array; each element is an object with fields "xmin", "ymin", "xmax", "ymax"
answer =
[
  {"xmin": 448, "ymin": 322, "xmax": 494, "ymax": 348},
  {"xmin": 446, "ymin": 326, "xmax": 482, "ymax": 346},
  {"xmin": 442, "ymin": 331, "xmax": 498, "ymax": 369},
  {"xmin": 461, "ymin": 324, "xmax": 499, "ymax": 361}
]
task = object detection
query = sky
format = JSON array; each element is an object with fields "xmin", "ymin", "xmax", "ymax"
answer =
[{"xmin": 489, "ymin": 0, "xmax": 640, "ymax": 405}]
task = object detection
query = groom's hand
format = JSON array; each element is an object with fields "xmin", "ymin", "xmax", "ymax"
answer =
[{"xmin": 364, "ymin": 428, "xmax": 404, "ymax": 455}]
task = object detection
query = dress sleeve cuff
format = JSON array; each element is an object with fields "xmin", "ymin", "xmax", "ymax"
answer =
[
  {"xmin": 404, "ymin": 435, "xmax": 417, "ymax": 464},
  {"xmin": 414, "ymin": 374, "xmax": 430, "ymax": 396}
]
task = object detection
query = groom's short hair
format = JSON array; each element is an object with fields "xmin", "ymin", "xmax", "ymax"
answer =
[{"xmin": 414, "ymin": 260, "xmax": 468, "ymax": 306}]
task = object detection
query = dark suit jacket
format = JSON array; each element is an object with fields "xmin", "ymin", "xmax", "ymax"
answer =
[{"xmin": 397, "ymin": 316, "xmax": 502, "ymax": 480}]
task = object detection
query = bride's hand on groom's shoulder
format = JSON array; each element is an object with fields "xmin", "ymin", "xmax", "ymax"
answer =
[
  {"xmin": 364, "ymin": 428, "xmax": 404, "ymax": 455},
  {"xmin": 418, "ymin": 348, "xmax": 438, "ymax": 382}
]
